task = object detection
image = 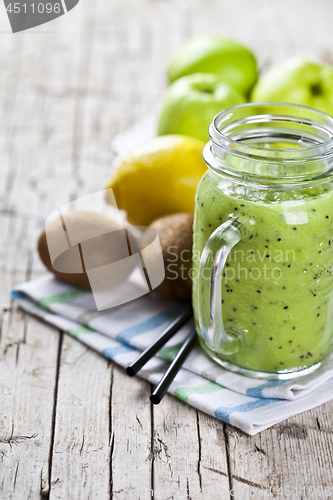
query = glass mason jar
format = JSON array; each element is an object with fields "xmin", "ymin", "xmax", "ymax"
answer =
[{"xmin": 192, "ymin": 103, "xmax": 333, "ymax": 379}]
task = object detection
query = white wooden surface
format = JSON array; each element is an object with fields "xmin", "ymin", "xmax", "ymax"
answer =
[{"xmin": 1, "ymin": 0, "xmax": 333, "ymax": 498}]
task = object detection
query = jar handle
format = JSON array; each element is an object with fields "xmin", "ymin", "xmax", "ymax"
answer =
[{"xmin": 198, "ymin": 216, "xmax": 247, "ymax": 355}]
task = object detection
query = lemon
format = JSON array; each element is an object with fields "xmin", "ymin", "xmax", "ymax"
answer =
[{"xmin": 106, "ymin": 135, "xmax": 207, "ymax": 226}]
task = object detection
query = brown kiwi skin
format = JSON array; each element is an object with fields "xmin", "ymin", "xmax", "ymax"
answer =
[
  {"xmin": 38, "ymin": 229, "xmax": 91, "ymax": 289},
  {"xmin": 38, "ymin": 211, "xmax": 194, "ymax": 299},
  {"xmin": 37, "ymin": 212, "xmax": 127, "ymax": 290},
  {"xmin": 147, "ymin": 213, "xmax": 194, "ymax": 302}
]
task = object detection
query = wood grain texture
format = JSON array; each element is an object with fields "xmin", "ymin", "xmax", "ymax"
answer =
[
  {"xmin": 1, "ymin": 0, "xmax": 333, "ymax": 498},
  {"xmin": 227, "ymin": 411, "xmax": 333, "ymax": 499},
  {"xmin": 152, "ymin": 394, "xmax": 230, "ymax": 499},
  {"xmin": 110, "ymin": 366, "xmax": 152, "ymax": 499},
  {"xmin": 48, "ymin": 334, "xmax": 112, "ymax": 500},
  {"xmin": 0, "ymin": 310, "xmax": 60, "ymax": 499}
]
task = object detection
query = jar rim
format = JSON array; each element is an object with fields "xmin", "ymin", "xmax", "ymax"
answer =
[{"xmin": 205, "ymin": 102, "xmax": 333, "ymax": 187}]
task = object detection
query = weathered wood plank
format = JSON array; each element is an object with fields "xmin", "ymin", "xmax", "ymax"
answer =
[
  {"xmin": 152, "ymin": 394, "xmax": 230, "ymax": 499},
  {"xmin": 46, "ymin": 3, "xmax": 114, "ymax": 497},
  {"xmin": 48, "ymin": 335, "xmax": 112, "ymax": 500},
  {"xmin": 227, "ymin": 412, "xmax": 333, "ymax": 499},
  {"xmin": 196, "ymin": 412, "xmax": 231, "ymax": 498},
  {"xmin": 0, "ymin": 308, "xmax": 60, "ymax": 499},
  {"xmin": 110, "ymin": 365, "xmax": 152, "ymax": 499}
]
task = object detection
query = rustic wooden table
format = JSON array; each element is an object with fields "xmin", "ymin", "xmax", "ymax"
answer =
[{"xmin": 1, "ymin": 0, "xmax": 333, "ymax": 498}]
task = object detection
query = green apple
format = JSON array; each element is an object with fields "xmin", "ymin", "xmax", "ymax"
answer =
[
  {"xmin": 157, "ymin": 73, "xmax": 245, "ymax": 143},
  {"xmin": 167, "ymin": 34, "xmax": 258, "ymax": 97},
  {"xmin": 251, "ymin": 57, "xmax": 333, "ymax": 116}
]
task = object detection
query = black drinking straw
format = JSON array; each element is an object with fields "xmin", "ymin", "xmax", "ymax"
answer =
[
  {"xmin": 126, "ymin": 305, "xmax": 193, "ymax": 377},
  {"xmin": 150, "ymin": 327, "xmax": 197, "ymax": 405}
]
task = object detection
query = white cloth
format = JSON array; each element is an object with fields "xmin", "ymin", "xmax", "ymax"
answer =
[{"xmin": 12, "ymin": 275, "xmax": 333, "ymax": 435}]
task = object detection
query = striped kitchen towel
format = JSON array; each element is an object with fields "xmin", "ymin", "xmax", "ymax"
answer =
[{"xmin": 12, "ymin": 274, "xmax": 333, "ymax": 435}]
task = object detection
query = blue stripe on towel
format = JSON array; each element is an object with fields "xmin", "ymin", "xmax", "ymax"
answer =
[
  {"xmin": 246, "ymin": 380, "xmax": 286, "ymax": 398},
  {"xmin": 102, "ymin": 345, "xmax": 137, "ymax": 360},
  {"xmin": 11, "ymin": 290, "xmax": 27, "ymax": 300},
  {"xmin": 214, "ymin": 398, "xmax": 278, "ymax": 424},
  {"xmin": 116, "ymin": 305, "xmax": 184, "ymax": 343}
]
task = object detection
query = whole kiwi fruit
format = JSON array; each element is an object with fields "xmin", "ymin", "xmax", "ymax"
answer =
[
  {"xmin": 38, "ymin": 211, "xmax": 134, "ymax": 290},
  {"xmin": 143, "ymin": 212, "xmax": 194, "ymax": 301}
]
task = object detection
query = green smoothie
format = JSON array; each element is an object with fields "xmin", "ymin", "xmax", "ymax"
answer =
[{"xmin": 193, "ymin": 171, "xmax": 333, "ymax": 375}]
